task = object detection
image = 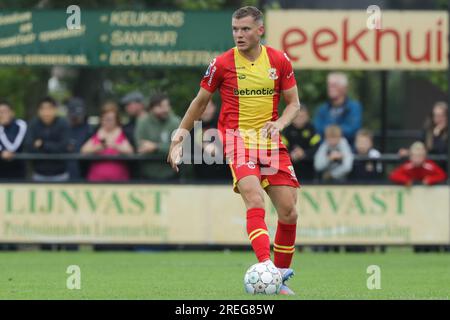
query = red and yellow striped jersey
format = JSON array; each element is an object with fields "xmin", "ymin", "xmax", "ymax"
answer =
[{"xmin": 200, "ymin": 45, "xmax": 297, "ymax": 150}]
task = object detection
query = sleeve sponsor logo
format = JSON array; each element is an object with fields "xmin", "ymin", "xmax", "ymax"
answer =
[
  {"xmin": 204, "ymin": 58, "xmax": 217, "ymax": 78},
  {"xmin": 207, "ymin": 65, "xmax": 217, "ymax": 86}
]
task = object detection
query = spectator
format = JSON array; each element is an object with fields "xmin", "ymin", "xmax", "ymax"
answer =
[
  {"xmin": 282, "ymin": 106, "xmax": 321, "ymax": 181},
  {"xmin": 24, "ymin": 97, "xmax": 70, "ymax": 182},
  {"xmin": 121, "ymin": 91, "xmax": 146, "ymax": 148},
  {"xmin": 81, "ymin": 102, "xmax": 133, "ymax": 182},
  {"xmin": 121, "ymin": 91, "xmax": 146, "ymax": 180},
  {"xmin": 192, "ymin": 100, "xmax": 229, "ymax": 181},
  {"xmin": 424, "ymin": 101, "xmax": 448, "ymax": 155},
  {"xmin": 135, "ymin": 93, "xmax": 180, "ymax": 180},
  {"xmin": 0, "ymin": 100, "xmax": 27, "ymax": 180},
  {"xmin": 314, "ymin": 125, "xmax": 353, "ymax": 182},
  {"xmin": 349, "ymin": 129, "xmax": 382, "ymax": 181},
  {"xmin": 398, "ymin": 102, "xmax": 448, "ymax": 162},
  {"xmin": 389, "ymin": 141, "xmax": 447, "ymax": 186},
  {"xmin": 314, "ymin": 72, "xmax": 362, "ymax": 145},
  {"xmin": 66, "ymin": 97, "xmax": 94, "ymax": 180}
]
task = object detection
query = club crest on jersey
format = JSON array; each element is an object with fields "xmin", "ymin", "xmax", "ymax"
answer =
[{"xmin": 268, "ymin": 68, "xmax": 278, "ymax": 80}]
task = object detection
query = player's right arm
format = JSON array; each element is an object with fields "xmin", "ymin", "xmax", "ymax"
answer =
[
  {"xmin": 167, "ymin": 56, "xmax": 223, "ymax": 172},
  {"xmin": 167, "ymin": 87, "xmax": 213, "ymax": 172}
]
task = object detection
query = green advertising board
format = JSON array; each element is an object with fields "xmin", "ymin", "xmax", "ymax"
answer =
[{"xmin": 0, "ymin": 10, "xmax": 234, "ymax": 67}]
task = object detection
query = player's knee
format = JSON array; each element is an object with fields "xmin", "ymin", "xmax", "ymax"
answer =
[
  {"xmin": 246, "ymin": 192, "xmax": 265, "ymax": 209},
  {"xmin": 279, "ymin": 207, "xmax": 298, "ymax": 224},
  {"xmin": 289, "ymin": 209, "xmax": 299, "ymax": 223}
]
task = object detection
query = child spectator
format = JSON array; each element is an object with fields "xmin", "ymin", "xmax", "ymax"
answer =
[
  {"xmin": 283, "ymin": 107, "xmax": 321, "ymax": 180},
  {"xmin": 389, "ymin": 141, "xmax": 447, "ymax": 186},
  {"xmin": 350, "ymin": 129, "xmax": 382, "ymax": 181},
  {"xmin": 24, "ymin": 97, "xmax": 70, "ymax": 182},
  {"xmin": 0, "ymin": 100, "xmax": 27, "ymax": 180},
  {"xmin": 314, "ymin": 125, "xmax": 353, "ymax": 182},
  {"xmin": 81, "ymin": 102, "xmax": 133, "ymax": 182}
]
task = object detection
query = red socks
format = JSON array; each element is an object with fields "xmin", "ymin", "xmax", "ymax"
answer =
[
  {"xmin": 274, "ymin": 220, "xmax": 297, "ymax": 268},
  {"xmin": 247, "ymin": 209, "xmax": 297, "ymax": 268},
  {"xmin": 246, "ymin": 208, "xmax": 270, "ymax": 262}
]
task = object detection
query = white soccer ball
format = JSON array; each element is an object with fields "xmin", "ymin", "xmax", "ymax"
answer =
[{"xmin": 244, "ymin": 262, "xmax": 282, "ymax": 295}]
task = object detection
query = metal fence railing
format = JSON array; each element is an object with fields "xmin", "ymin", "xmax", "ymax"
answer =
[
  {"xmin": 6, "ymin": 152, "xmax": 448, "ymax": 162},
  {"xmin": 0, "ymin": 153, "xmax": 447, "ymax": 184}
]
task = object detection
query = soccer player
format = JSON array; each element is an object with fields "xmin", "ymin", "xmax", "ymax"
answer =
[{"xmin": 167, "ymin": 6, "xmax": 301, "ymax": 295}]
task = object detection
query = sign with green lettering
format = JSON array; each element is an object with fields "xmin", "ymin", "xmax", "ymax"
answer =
[
  {"xmin": 0, "ymin": 10, "xmax": 234, "ymax": 66},
  {"xmin": 0, "ymin": 184, "xmax": 449, "ymax": 244}
]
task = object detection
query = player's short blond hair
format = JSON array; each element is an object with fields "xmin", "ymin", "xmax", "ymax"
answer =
[
  {"xmin": 409, "ymin": 141, "xmax": 427, "ymax": 154},
  {"xmin": 325, "ymin": 125, "xmax": 342, "ymax": 138},
  {"xmin": 232, "ymin": 6, "xmax": 263, "ymax": 24}
]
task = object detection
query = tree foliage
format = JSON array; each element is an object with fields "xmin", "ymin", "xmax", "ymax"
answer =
[{"xmin": 0, "ymin": 0, "xmax": 447, "ymax": 133}]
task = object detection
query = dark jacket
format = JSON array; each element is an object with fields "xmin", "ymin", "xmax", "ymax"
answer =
[
  {"xmin": 68, "ymin": 122, "xmax": 94, "ymax": 179},
  {"xmin": 423, "ymin": 127, "xmax": 448, "ymax": 155},
  {"xmin": 123, "ymin": 117, "xmax": 137, "ymax": 149},
  {"xmin": 282, "ymin": 122, "xmax": 321, "ymax": 180},
  {"xmin": 283, "ymin": 122, "xmax": 321, "ymax": 160},
  {"xmin": 24, "ymin": 117, "xmax": 70, "ymax": 176},
  {"xmin": 349, "ymin": 148, "xmax": 383, "ymax": 182},
  {"xmin": 0, "ymin": 118, "xmax": 27, "ymax": 179}
]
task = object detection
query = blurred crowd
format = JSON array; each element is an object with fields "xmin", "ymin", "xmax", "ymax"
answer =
[{"xmin": 0, "ymin": 72, "xmax": 448, "ymax": 185}]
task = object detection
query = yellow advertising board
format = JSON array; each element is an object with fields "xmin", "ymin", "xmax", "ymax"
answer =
[
  {"xmin": 266, "ymin": 10, "xmax": 448, "ymax": 70},
  {"xmin": 0, "ymin": 184, "xmax": 448, "ymax": 244}
]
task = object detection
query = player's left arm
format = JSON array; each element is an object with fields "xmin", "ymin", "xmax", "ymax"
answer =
[{"xmin": 262, "ymin": 86, "xmax": 301, "ymax": 138}]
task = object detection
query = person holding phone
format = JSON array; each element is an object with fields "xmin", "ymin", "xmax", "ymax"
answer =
[{"xmin": 81, "ymin": 101, "xmax": 133, "ymax": 182}]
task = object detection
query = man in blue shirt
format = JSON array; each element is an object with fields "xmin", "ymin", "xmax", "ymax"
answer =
[{"xmin": 314, "ymin": 72, "xmax": 362, "ymax": 145}]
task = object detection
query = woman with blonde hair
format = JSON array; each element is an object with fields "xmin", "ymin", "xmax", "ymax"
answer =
[
  {"xmin": 398, "ymin": 101, "xmax": 448, "ymax": 160},
  {"xmin": 423, "ymin": 101, "xmax": 448, "ymax": 155}
]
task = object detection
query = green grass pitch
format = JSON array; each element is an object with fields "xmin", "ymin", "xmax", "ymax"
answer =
[{"xmin": 0, "ymin": 248, "xmax": 449, "ymax": 299}]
